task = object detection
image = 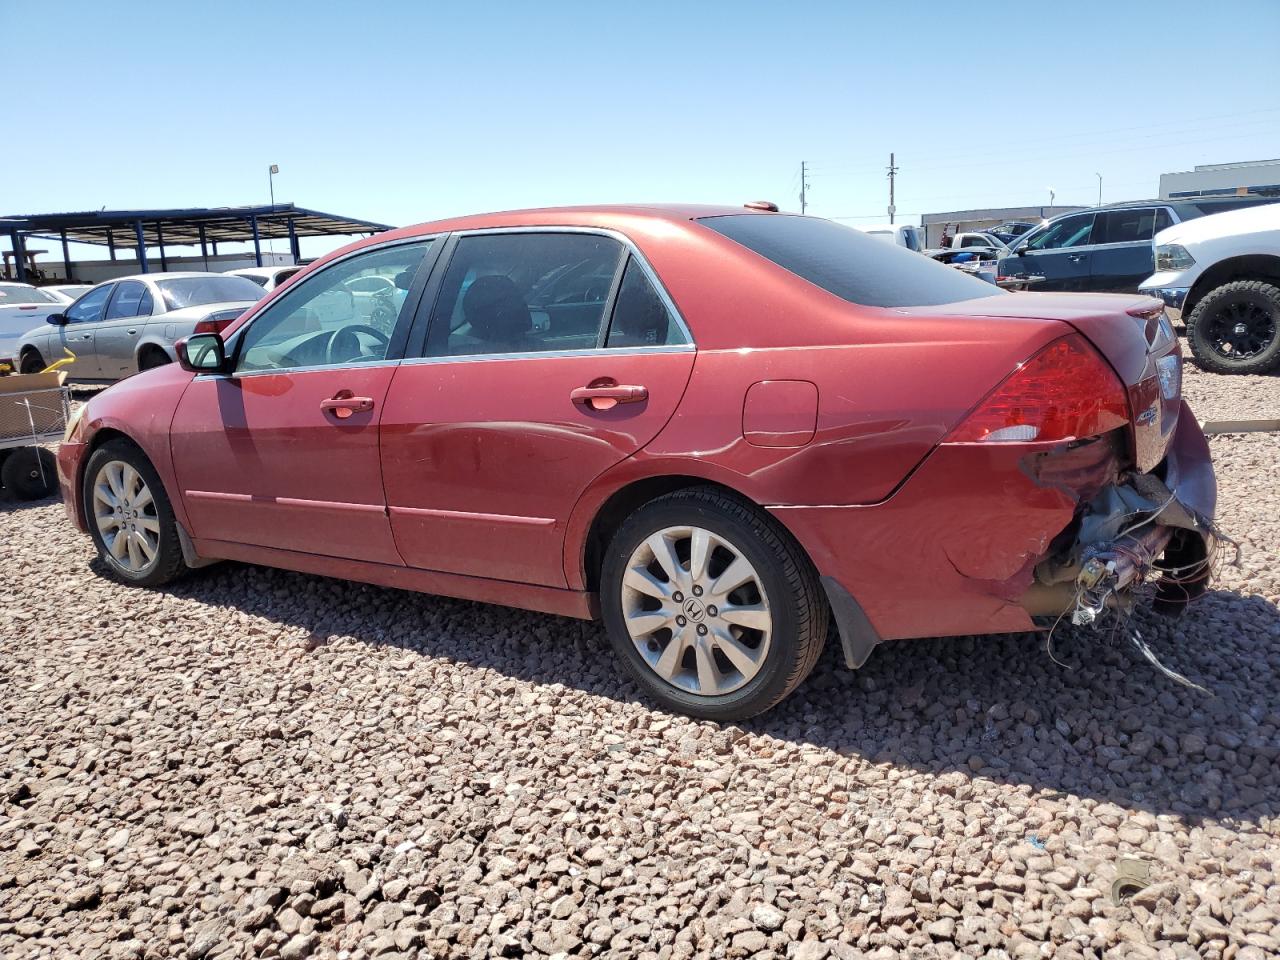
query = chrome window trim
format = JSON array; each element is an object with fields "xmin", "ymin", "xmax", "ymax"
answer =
[
  {"xmin": 202, "ymin": 357, "xmax": 403, "ymax": 380},
  {"xmin": 401, "ymin": 342, "xmax": 695, "ymax": 367},
  {"xmin": 428, "ymin": 225, "xmax": 696, "ymax": 350}
]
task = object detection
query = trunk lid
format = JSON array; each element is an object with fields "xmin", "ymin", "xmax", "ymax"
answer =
[{"xmin": 903, "ymin": 291, "xmax": 1180, "ymax": 472}]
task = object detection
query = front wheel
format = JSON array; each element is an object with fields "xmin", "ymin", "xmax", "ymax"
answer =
[
  {"xmin": 83, "ymin": 440, "xmax": 188, "ymax": 586},
  {"xmin": 1187, "ymin": 280, "xmax": 1280, "ymax": 375},
  {"xmin": 600, "ymin": 488, "xmax": 827, "ymax": 721},
  {"xmin": 19, "ymin": 350, "xmax": 45, "ymax": 375}
]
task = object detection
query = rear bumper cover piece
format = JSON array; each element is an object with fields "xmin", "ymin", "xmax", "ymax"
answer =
[{"xmin": 771, "ymin": 400, "xmax": 1216, "ymax": 644}]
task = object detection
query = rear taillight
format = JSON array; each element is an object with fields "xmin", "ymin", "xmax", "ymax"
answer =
[
  {"xmin": 193, "ymin": 315, "xmax": 236, "ymax": 335},
  {"xmin": 946, "ymin": 334, "xmax": 1130, "ymax": 443}
]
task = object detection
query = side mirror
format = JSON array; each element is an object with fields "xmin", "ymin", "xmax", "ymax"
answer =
[
  {"xmin": 46, "ymin": 313, "xmax": 68, "ymax": 326},
  {"xmin": 175, "ymin": 334, "xmax": 226, "ymax": 373}
]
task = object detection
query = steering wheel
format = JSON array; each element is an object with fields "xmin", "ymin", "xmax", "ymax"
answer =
[{"xmin": 325, "ymin": 324, "xmax": 390, "ymax": 365}]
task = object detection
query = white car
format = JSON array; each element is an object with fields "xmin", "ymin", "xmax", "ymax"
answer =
[
  {"xmin": 43, "ymin": 284, "xmax": 95, "ymax": 304},
  {"xmin": 0, "ymin": 283, "xmax": 66, "ymax": 365},
  {"xmin": 1140, "ymin": 202, "xmax": 1280, "ymax": 374},
  {"xmin": 228, "ymin": 265, "xmax": 304, "ymax": 292},
  {"xmin": 858, "ymin": 224, "xmax": 925, "ymax": 252}
]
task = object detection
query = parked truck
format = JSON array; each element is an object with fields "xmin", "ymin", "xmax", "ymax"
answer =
[{"xmin": 1140, "ymin": 202, "xmax": 1280, "ymax": 374}]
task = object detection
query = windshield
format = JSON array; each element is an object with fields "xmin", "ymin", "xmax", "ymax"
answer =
[
  {"xmin": 156, "ymin": 276, "xmax": 265, "ymax": 310},
  {"xmin": 0, "ymin": 285, "xmax": 58, "ymax": 305},
  {"xmin": 700, "ymin": 215, "xmax": 999, "ymax": 308}
]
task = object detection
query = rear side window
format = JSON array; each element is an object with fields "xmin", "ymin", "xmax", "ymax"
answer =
[
  {"xmin": 699, "ymin": 215, "xmax": 998, "ymax": 308},
  {"xmin": 605, "ymin": 258, "xmax": 688, "ymax": 348},
  {"xmin": 1096, "ymin": 208, "xmax": 1167, "ymax": 245},
  {"xmin": 105, "ymin": 280, "xmax": 147, "ymax": 320},
  {"xmin": 424, "ymin": 233, "xmax": 624, "ymax": 357}
]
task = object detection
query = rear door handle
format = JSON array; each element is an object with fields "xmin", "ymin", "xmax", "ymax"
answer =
[
  {"xmin": 320, "ymin": 392, "xmax": 375, "ymax": 419},
  {"xmin": 1067, "ymin": 254, "xmax": 1089, "ymax": 263},
  {"xmin": 571, "ymin": 382, "xmax": 648, "ymax": 411}
]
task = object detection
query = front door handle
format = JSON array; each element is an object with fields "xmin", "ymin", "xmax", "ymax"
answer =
[
  {"xmin": 1067, "ymin": 254, "xmax": 1088, "ymax": 263},
  {"xmin": 571, "ymin": 381, "xmax": 648, "ymax": 411},
  {"xmin": 320, "ymin": 391, "xmax": 375, "ymax": 419}
]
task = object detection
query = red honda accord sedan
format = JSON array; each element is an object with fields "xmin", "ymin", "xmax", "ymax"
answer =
[{"xmin": 56, "ymin": 204, "xmax": 1217, "ymax": 720}]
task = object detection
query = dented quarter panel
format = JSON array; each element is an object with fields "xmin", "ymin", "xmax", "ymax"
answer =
[{"xmin": 768, "ymin": 402, "xmax": 1215, "ymax": 642}]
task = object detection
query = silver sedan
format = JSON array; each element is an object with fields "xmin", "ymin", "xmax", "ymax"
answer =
[{"xmin": 16, "ymin": 272, "xmax": 264, "ymax": 381}]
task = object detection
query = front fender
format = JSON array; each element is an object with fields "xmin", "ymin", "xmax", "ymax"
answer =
[{"xmin": 78, "ymin": 364, "xmax": 195, "ymax": 529}]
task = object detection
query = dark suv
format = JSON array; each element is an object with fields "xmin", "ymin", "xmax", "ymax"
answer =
[{"xmin": 998, "ymin": 197, "xmax": 1276, "ymax": 293}]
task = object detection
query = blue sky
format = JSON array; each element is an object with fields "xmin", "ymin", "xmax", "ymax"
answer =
[{"xmin": 3, "ymin": 0, "xmax": 1278, "ymax": 261}]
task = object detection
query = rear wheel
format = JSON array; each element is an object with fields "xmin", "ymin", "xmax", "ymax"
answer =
[
  {"xmin": 1187, "ymin": 280, "xmax": 1280, "ymax": 375},
  {"xmin": 138, "ymin": 348, "xmax": 171, "ymax": 372},
  {"xmin": 18, "ymin": 350, "xmax": 45, "ymax": 375},
  {"xmin": 1, "ymin": 447, "xmax": 57, "ymax": 500},
  {"xmin": 600, "ymin": 487, "xmax": 827, "ymax": 721},
  {"xmin": 83, "ymin": 440, "xmax": 188, "ymax": 586}
]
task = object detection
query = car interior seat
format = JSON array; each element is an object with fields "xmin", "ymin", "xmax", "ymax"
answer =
[{"xmin": 462, "ymin": 275, "xmax": 534, "ymax": 351}]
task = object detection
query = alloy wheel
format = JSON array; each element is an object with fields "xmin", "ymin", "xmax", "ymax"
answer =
[
  {"xmin": 1205, "ymin": 298, "xmax": 1277, "ymax": 360},
  {"xmin": 620, "ymin": 525, "xmax": 772, "ymax": 697},
  {"xmin": 92, "ymin": 460, "xmax": 160, "ymax": 574}
]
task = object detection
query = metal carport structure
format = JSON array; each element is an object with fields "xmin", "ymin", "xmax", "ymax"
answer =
[{"xmin": 2, "ymin": 204, "xmax": 393, "ymax": 282}]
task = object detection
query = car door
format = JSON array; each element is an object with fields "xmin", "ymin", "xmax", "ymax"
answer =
[
  {"xmin": 380, "ymin": 230, "xmax": 696, "ymax": 587},
  {"xmin": 1005, "ymin": 213, "xmax": 1097, "ymax": 291},
  {"xmin": 1088, "ymin": 207, "xmax": 1173, "ymax": 293},
  {"xmin": 53, "ymin": 283, "xmax": 114, "ymax": 378},
  {"xmin": 94, "ymin": 280, "xmax": 153, "ymax": 379},
  {"xmin": 169, "ymin": 238, "xmax": 439, "ymax": 563}
]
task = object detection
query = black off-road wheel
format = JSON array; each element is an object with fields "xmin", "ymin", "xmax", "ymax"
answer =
[
  {"xmin": 1187, "ymin": 280, "xmax": 1280, "ymax": 375},
  {"xmin": 600, "ymin": 487, "xmax": 828, "ymax": 721},
  {"xmin": 82, "ymin": 439, "xmax": 188, "ymax": 587},
  {"xmin": 1, "ymin": 447, "xmax": 58, "ymax": 500}
]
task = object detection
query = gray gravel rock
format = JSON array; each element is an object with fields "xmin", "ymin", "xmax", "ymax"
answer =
[{"xmin": 1, "ymin": 372, "xmax": 1278, "ymax": 957}]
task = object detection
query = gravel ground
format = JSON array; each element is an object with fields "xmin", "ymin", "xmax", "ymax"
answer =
[{"xmin": 1, "ymin": 366, "xmax": 1278, "ymax": 960}]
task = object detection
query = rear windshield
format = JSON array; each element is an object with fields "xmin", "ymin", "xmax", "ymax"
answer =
[
  {"xmin": 156, "ymin": 276, "xmax": 265, "ymax": 310},
  {"xmin": 0, "ymin": 285, "xmax": 58, "ymax": 305},
  {"xmin": 699, "ymin": 214, "xmax": 999, "ymax": 308}
]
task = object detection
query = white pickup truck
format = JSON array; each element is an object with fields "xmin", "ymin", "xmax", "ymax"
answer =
[{"xmin": 1140, "ymin": 202, "xmax": 1280, "ymax": 374}]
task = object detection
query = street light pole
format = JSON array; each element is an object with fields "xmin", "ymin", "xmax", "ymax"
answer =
[
  {"xmin": 1096, "ymin": 172, "xmax": 1102, "ymax": 206},
  {"xmin": 267, "ymin": 164, "xmax": 279, "ymax": 260}
]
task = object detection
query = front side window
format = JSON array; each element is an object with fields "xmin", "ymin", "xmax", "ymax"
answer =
[
  {"xmin": 156, "ymin": 276, "xmax": 266, "ymax": 310},
  {"xmin": 65, "ymin": 284, "xmax": 113, "ymax": 323},
  {"xmin": 235, "ymin": 241, "xmax": 432, "ymax": 373},
  {"xmin": 701, "ymin": 214, "xmax": 998, "ymax": 308},
  {"xmin": 604, "ymin": 258, "xmax": 688, "ymax": 348},
  {"xmin": 105, "ymin": 280, "xmax": 147, "ymax": 320},
  {"xmin": 424, "ymin": 233, "xmax": 624, "ymax": 357},
  {"xmin": 1025, "ymin": 213, "xmax": 1096, "ymax": 250}
]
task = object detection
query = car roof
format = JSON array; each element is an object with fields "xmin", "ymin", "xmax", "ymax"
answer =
[
  {"xmin": 99, "ymin": 271, "xmax": 236, "ymax": 283},
  {"xmin": 230, "ymin": 266, "xmax": 295, "ymax": 276},
  {"xmin": 390, "ymin": 203, "xmax": 775, "ymax": 237}
]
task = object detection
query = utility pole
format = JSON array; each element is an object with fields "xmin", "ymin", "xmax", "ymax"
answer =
[
  {"xmin": 887, "ymin": 152, "xmax": 898, "ymax": 224},
  {"xmin": 799, "ymin": 161, "xmax": 810, "ymax": 214},
  {"xmin": 1096, "ymin": 172, "xmax": 1103, "ymax": 206}
]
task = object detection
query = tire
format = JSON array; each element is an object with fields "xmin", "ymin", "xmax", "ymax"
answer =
[
  {"xmin": 600, "ymin": 487, "xmax": 828, "ymax": 721},
  {"xmin": 18, "ymin": 350, "xmax": 45, "ymax": 375},
  {"xmin": 82, "ymin": 439, "xmax": 188, "ymax": 587},
  {"xmin": 1, "ymin": 447, "xmax": 57, "ymax": 500},
  {"xmin": 138, "ymin": 348, "xmax": 171, "ymax": 372},
  {"xmin": 1186, "ymin": 280, "xmax": 1280, "ymax": 375}
]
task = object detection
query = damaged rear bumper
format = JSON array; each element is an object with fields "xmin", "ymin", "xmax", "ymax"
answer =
[
  {"xmin": 770, "ymin": 400, "xmax": 1216, "ymax": 645},
  {"xmin": 1020, "ymin": 402, "xmax": 1216, "ymax": 622}
]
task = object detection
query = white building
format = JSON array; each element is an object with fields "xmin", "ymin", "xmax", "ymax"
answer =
[{"xmin": 1159, "ymin": 159, "xmax": 1280, "ymax": 201}]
